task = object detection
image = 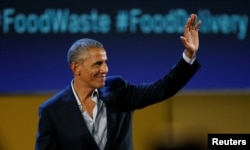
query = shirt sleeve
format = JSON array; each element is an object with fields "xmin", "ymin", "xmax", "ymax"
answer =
[{"xmin": 182, "ymin": 52, "xmax": 196, "ymax": 65}]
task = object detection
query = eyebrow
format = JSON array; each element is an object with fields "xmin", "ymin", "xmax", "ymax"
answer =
[{"xmin": 92, "ymin": 60, "xmax": 108, "ymax": 66}]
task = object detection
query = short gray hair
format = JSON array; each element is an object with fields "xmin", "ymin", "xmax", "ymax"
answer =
[{"xmin": 67, "ymin": 38, "xmax": 104, "ymax": 65}]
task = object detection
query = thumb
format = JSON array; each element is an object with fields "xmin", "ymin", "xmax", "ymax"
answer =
[{"xmin": 180, "ymin": 36, "xmax": 187, "ymax": 45}]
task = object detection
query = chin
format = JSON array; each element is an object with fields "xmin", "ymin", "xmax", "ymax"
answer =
[{"xmin": 96, "ymin": 82, "xmax": 105, "ymax": 88}]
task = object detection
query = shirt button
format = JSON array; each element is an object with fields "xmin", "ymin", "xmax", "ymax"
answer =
[{"xmin": 94, "ymin": 135, "xmax": 98, "ymax": 140}]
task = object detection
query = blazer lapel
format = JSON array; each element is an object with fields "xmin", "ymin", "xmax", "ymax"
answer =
[
  {"xmin": 62, "ymin": 86, "xmax": 99, "ymax": 148},
  {"xmin": 99, "ymin": 88, "xmax": 118, "ymax": 150}
]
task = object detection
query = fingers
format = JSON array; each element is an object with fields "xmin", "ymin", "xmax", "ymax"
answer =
[
  {"xmin": 183, "ymin": 14, "xmax": 202, "ymax": 35},
  {"xmin": 195, "ymin": 20, "xmax": 202, "ymax": 31},
  {"xmin": 190, "ymin": 14, "xmax": 196, "ymax": 26},
  {"xmin": 190, "ymin": 14, "xmax": 202, "ymax": 31},
  {"xmin": 184, "ymin": 14, "xmax": 195, "ymax": 32},
  {"xmin": 189, "ymin": 14, "xmax": 197, "ymax": 31}
]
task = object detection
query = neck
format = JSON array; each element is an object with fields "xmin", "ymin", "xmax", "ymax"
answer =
[{"xmin": 73, "ymin": 81, "xmax": 94, "ymax": 102}]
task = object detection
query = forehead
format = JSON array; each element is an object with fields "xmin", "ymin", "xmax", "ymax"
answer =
[
  {"xmin": 87, "ymin": 48, "xmax": 107, "ymax": 56},
  {"xmin": 82, "ymin": 48, "xmax": 107, "ymax": 62}
]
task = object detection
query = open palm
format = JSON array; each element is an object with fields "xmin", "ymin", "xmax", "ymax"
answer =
[{"xmin": 180, "ymin": 14, "xmax": 202, "ymax": 58}]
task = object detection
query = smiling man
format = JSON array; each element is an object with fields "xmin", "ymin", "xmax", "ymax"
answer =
[{"xmin": 35, "ymin": 14, "xmax": 202, "ymax": 150}]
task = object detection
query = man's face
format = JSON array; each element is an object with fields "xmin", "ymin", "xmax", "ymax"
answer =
[{"xmin": 76, "ymin": 48, "xmax": 108, "ymax": 89}]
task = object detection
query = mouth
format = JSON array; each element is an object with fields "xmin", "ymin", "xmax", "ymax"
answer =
[{"xmin": 96, "ymin": 75, "xmax": 106, "ymax": 80}]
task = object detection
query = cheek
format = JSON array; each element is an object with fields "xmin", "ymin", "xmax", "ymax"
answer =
[{"xmin": 90, "ymin": 68, "xmax": 100, "ymax": 76}]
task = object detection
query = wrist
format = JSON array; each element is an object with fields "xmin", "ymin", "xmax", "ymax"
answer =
[{"xmin": 184, "ymin": 49, "xmax": 196, "ymax": 59}]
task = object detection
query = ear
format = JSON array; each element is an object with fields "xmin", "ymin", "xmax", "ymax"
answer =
[{"xmin": 71, "ymin": 62, "xmax": 80, "ymax": 76}]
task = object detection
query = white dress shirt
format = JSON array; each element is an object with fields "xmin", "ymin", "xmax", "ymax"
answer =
[{"xmin": 71, "ymin": 81, "xmax": 107, "ymax": 150}]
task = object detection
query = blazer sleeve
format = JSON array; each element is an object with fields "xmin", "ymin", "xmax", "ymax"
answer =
[
  {"xmin": 122, "ymin": 58, "xmax": 201, "ymax": 110},
  {"xmin": 35, "ymin": 106, "xmax": 58, "ymax": 150}
]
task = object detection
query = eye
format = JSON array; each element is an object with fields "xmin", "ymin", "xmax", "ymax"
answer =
[
  {"xmin": 92, "ymin": 60, "xmax": 108, "ymax": 68},
  {"xmin": 93, "ymin": 61, "xmax": 103, "ymax": 67},
  {"xmin": 105, "ymin": 60, "xmax": 108, "ymax": 65}
]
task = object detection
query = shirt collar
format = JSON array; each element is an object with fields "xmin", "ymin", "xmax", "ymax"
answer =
[{"xmin": 71, "ymin": 80, "xmax": 99, "ymax": 106}]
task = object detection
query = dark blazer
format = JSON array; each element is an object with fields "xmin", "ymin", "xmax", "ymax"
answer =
[{"xmin": 35, "ymin": 58, "xmax": 200, "ymax": 150}]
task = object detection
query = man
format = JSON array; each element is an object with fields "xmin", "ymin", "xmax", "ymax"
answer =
[{"xmin": 35, "ymin": 14, "xmax": 202, "ymax": 150}]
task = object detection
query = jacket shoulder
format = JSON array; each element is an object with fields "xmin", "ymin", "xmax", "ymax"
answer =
[
  {"xmin": 105, "ymin": 76, "xmax": 127, "ymax": 90},
  {"xmin": 39, "ymin": 86, "xmax": 71, "ymax": 109}
]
